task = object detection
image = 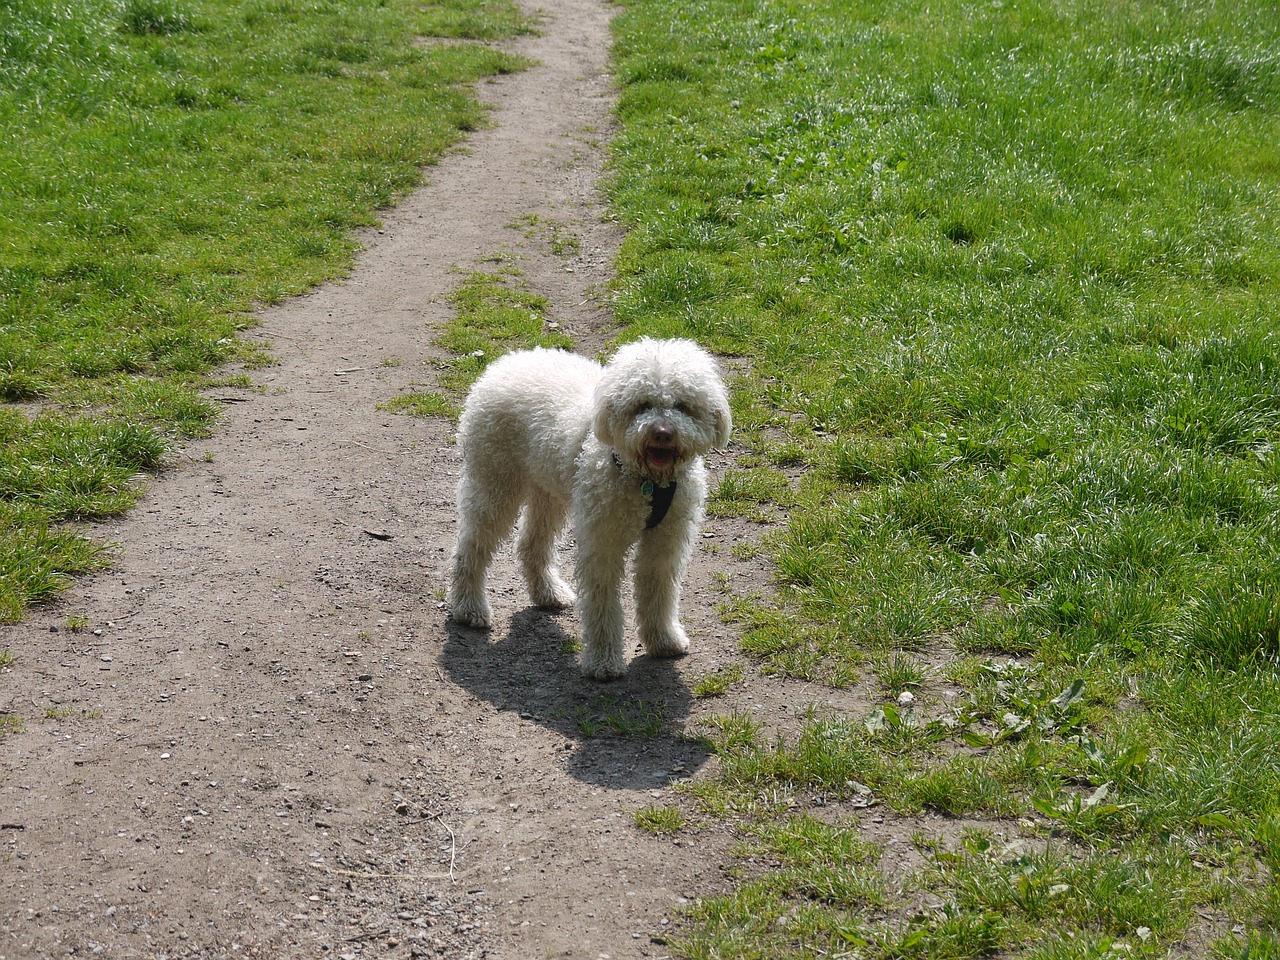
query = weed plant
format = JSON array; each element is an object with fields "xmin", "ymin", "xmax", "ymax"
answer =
[
  {"xmin": 609, "ymin": 0, "xmax": 1280, "ymax": 953},
  {"xmin": 0, "ymin": 0, "xmax": 530, "ymax": 619}
]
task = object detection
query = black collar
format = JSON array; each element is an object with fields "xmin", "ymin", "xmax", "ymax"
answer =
[{"xmin": 612, "ymin": 453, "xmax": 677, "ymax": 529}]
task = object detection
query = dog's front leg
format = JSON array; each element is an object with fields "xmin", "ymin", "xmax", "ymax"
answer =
[
  {"xmin": 574, "ymin": 520, "xmax": 630, "ymax": 681},
  {"xmin": 633, "ymin": 516, "xmax": 694, "ymax": 659}
]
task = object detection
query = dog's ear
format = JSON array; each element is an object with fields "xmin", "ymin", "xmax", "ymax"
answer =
[
  {"xmin": 713, "ymin": 395, "xmax": 732, "ymax": 448},
  {"xmin": 592, "ymin": 381, "xmax": 618, "ymax": 447}
]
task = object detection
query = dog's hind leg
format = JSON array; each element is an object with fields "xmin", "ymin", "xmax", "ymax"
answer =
[
  {"xmin": 633, "ymin": 517, "xmax": 694, "ymax": 659},
  {"xmin": 448, "ymin": 471, "xmax": 523, "ymax": 629},
  {"xmin": 518, "ymin": 486, "xmax": 575, "ymax": 610}
]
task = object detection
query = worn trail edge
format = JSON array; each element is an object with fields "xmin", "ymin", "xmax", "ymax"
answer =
[{"xmin": 0, "ymin": 0, "xmax": 778, "ymax": 956}]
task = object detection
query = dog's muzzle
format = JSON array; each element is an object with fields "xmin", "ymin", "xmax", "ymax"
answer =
[{"xmin": 641, "ymin": 424, "xmax": 679, "ymax": 480}]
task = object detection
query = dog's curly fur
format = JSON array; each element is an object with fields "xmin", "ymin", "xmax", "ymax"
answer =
[{"xmin": 447, "ymin": 338, "xmax": 731, "ymax": 679}]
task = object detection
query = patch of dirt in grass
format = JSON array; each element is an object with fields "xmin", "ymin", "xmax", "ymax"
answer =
[{"xmin": 0, "ymin": 0, "xmax": 782, "ymax": 956}]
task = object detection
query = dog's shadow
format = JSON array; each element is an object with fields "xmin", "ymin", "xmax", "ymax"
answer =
[{"xmin": 441, "ymin": 608, "xmax": 711, "ymax": 790}]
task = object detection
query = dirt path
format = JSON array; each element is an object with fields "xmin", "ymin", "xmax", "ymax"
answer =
[{"xmin": 0, "ymin": 0, "xmax": 793, "ymax": 957}]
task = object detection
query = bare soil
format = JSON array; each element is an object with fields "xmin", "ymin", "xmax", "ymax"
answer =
[{"xmin": 0, "ymin": 0, "xmax": 783, "ymax": 956}]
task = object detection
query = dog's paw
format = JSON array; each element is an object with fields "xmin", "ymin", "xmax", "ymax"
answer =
[
  {"xmin": 642, "ymin": 625, "xmax": 690, "ymax": 658},
  {"xmin": 582, "ymin": 660, "xmax": 626, "ymax": 681},
  {"xmin": 530, "ymin": 575, "xmax": 575, "ymax": 610},
  {"xmin": 580, "ymin": 646, "xmax": 627, "ymax": 681},
  {"xmin": 449, "ymin": 598, "xmax": 493, "ymax": 630}
]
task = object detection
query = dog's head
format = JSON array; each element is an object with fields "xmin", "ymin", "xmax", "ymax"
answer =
[{"xmin": 592, "ymin": 338, "xmax": 732, "ymax": 484}]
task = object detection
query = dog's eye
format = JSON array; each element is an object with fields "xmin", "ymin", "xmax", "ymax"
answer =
[
  {"xmin": 674, "ymin": 401, "xmax": 694, "ymax": 416},
  {"xmin": 631, "ymin": 401, "xmax": 654, "ymax": 416}
]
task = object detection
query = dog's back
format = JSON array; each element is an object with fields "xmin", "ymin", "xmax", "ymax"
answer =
[{"xmin": 457, "ymin": 348, "xmax": 600, "ymax": 498}]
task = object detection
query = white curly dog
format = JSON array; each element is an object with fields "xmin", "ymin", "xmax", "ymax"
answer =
[{"xmin": 448, "ymin": 338, "xmax": 731, "ymax": 680}]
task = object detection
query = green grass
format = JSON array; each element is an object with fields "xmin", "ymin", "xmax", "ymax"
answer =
[
  {"xmin": 607, "ymin": 0, "xmax": 1280, "ymax": 954},
  {"xmin": 572, "ymin": 695, "xmax": 668, "ymax": 738},
  {"xmin": 429, "ymin": 261, "xmax": 576, "ymax": 402},
  {"xmin": 692, "ymin": 663, "xmax": 745, "ymax": 697},
  {"xmin": 510, "ymin": 213, "xmax": 583, "ymax": 257},
  {"xmin": 43, "ymin": 706, "xmax": 103, "ymax": 721},
  {"xmin": 871, "ymin": 652, "xmax": 927, "ymax": 697},
  {"xmin": 380, "ymin": 391, "xmax": 459, "ymax": 420},
  {"xmin": 384, "ymin": 260, "xmax": 578, "ymax": 422},
  {"xmin": 0, "ymin": 0, "xmax": 531, "ymax": 619},
  {"xmin": 635, "ymin": 804, "xmax": 687, "ymax": 834}
]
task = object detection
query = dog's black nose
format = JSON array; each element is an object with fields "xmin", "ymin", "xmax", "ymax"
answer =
[{"xmin": 651, "ymin": 424, "xmax": 674, "ymax": 445}]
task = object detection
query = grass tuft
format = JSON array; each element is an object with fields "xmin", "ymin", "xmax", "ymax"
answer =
[
  {"xmin": 635, "ymin": 804, "xmax": 686, "ymax": 834},
  {"xmin": 380, "ymin": 392, "xmax": 459, "ymax": 420},
  {"xmin": 428, "ymin": 263, "xmax": 574, "ymax": 401}
]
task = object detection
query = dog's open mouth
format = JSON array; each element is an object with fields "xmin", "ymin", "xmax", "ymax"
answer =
[{"xmin": 644, "ymin": 445, "xmax": 676, "ymax": 474}]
